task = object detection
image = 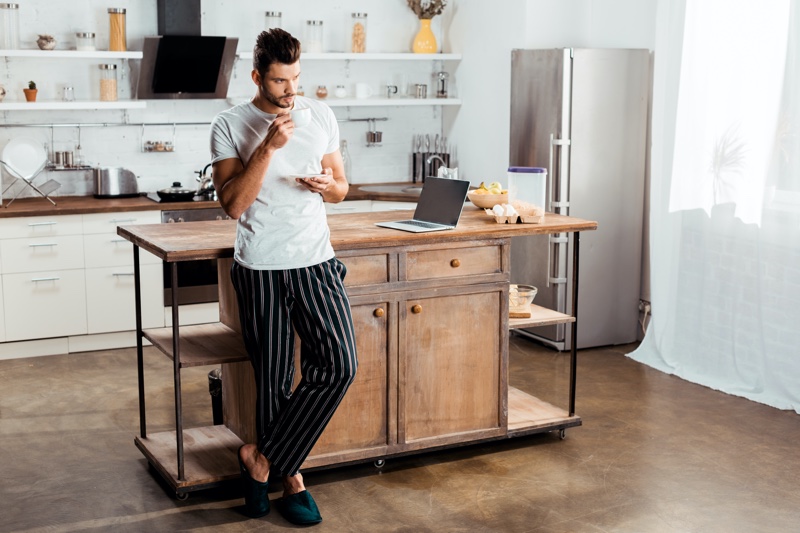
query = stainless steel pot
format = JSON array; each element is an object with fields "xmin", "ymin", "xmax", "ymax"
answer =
[{"xmin": 94, "ymin": 167, "xmax": 139, "ymax": 198}]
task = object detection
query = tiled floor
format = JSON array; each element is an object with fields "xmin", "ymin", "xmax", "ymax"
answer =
[{"xmin": 1, "ymin": 336, "xmax": 798, "ymax": 532}]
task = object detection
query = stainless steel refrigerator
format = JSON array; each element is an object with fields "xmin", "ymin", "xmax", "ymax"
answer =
[{"xmin": 509, "ymin": 48, "xmax": 650, "ymax": 350}]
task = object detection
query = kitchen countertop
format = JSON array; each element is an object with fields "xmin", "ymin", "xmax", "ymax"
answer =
[
  {"xmin": 118, "ymin": 208, "xmax": 598, "ymax": 262},
  {"xmin": 0, "ymin": 182, "xmax": 419, "ymax": 218}
]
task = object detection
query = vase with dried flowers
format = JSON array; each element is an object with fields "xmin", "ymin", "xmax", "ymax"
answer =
[{"xmin": 408, "ymin": 0, "xmax": 447, "ymax": 54}]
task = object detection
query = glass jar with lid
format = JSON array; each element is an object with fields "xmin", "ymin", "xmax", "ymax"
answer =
[
  {"xmin": 350, "ymin": 13, "xmax": 367, "ymax": 53},
  {"xmin": 99, "ymin": 64, "xmax": 118, "ymax": 101},
  {"xmin": 76, "ymin": 32, "xmax": 96, "ymax": 51},
  {"xmin": 304, "ymin": 20, "xmax": 323, "ymax": 53},
  {"xmin": 108, "ymin": 8, "xmax": 126, "ymax": 51},
  {"xmin": 315, "ymin": 85, "xmax": 328, "ymax": 99},
  {"xmin": 1, "ymin": 3, "xmax": 20, "ymax": 50},
  {"xmin": 265, "ymin": 11, "xmax": 281, "ymax": 31}
]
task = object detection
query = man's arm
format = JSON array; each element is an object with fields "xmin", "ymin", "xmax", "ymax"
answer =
[
  {"xmin": 213, "ymin": 113, "xmax": 295, "ymax": 219},
  {"xmin": 295, "ymin": 149, "xmax": 349, "ymax": 203}
]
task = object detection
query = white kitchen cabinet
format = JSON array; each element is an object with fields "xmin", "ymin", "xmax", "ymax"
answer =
[
  {"xmin": 0, "ymin": 235, "xmax": 85, "ymax": 274},
  {"xmin": 371, "ymin": 201, "xmax": 417, "ymax": 212},
  {"xmin": 0, "ymin": 214, "xmax": 83, "ymax": 239},
  {"xmin": 84, "ymin": 234, "xmax": 161, "ymax": 268},
  {"xmin": 85, "ymin": 264, "xmax": 163, "ymax": 334},
  {"xmin": 325, "ymin": 200, "xmax": 372, "ymax": 215},
  {"xmin": 82, "ymin": 211, "xmax": 161, "ymax": 235},
  {"xmin": 3, "ymin": 269, "xmax": 88, "ymax": 341}
]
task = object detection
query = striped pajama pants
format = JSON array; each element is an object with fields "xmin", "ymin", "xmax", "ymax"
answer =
[{"xmin": 231, "ymin": 257, "xmax": 358, "ymax": 477}]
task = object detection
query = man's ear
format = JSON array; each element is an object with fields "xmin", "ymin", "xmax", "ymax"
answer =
[{"xmin": 251, "ymin": 69, "xmax": 261, "ymax": 86}]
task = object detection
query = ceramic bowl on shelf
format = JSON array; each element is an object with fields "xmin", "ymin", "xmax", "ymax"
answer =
[{"xmin": 467, "ymin": 190, "xmax": 507, "ymax": 209}]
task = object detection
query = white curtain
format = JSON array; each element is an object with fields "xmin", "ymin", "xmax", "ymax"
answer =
[{"xmin": 630, "ymin": 0, "xmax": 800, "ymax": 413}]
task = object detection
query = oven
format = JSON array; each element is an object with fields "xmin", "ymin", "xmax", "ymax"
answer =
[{"xmin": 161, "ymin": 207, "xmax": 230, "ymax": 306}]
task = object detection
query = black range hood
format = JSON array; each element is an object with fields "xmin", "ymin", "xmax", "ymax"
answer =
[{"xmin": 135, "ymin": 0, "xmax": 238, "ymax": 99}]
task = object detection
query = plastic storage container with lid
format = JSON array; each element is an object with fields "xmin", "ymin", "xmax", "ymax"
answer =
[
  {"xmin": 108, "ymin": 8, "xmax": 126, "ymax": 51},
  {"xmin": 76, "ymin": 32, "xmax": 96, "ymax": 51},
  {"xmin": 304, "ymin": 20, "xmax": 323, "ymax": 53},
  {"xmin": 99, "ymin": 64, "xmax": 118, "ymax": 101},
  {"xmin": 1, "ymin": 3, "xmax": 20, "ymax": 50},
  {"xmin": 350, "ymin": 13, "xmax": 367, "ymax": 53},
  {"xmin": 508, "ymin": 166, "xmax": 547, "ymax": 211},
  {"xmin": 265, "ymin": 11, "xmax": 281, "ymax": 31}
]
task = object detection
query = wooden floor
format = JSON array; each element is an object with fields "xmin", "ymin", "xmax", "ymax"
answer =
[{"xmin": 1, "ymin": 337, "xmax": 799, "ymax": 532}]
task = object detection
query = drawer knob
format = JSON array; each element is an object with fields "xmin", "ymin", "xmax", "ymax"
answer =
[
  {"xmin": 373, "ymin": 308, "xmax": 385, "ymax": 318},
  {"xmin": 450, "ymin": 258, "xmax": 461, "ymax": 268},
  {"xmin": 411, "ymin": 304, "xmax": 422, "ymax": 314}
]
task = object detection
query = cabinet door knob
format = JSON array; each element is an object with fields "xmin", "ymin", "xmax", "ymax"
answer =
[
  {"xmin": 450, "ymin": 258, "xmax": 461, "ymax": 268},
  {"xmin": 411, "ymin": 304, "xmax": 422, "ymax": 314},
  {"xmin": 373, "ymin": 307, "xmax": 385, "ymax": 318}
]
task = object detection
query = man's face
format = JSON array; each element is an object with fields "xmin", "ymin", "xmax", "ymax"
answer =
[{"xmin": 256, "ymin": 62, "xmax": 301, "ymax": 110}]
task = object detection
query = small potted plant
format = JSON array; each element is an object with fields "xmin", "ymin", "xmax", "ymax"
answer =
[{"xmin": 23, "ymin": 81, "xmax": 38, "ymax": 102}]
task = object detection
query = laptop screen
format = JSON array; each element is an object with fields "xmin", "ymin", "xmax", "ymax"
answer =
[{"xmin": 413, "ymin": 177, "xmax": 471, "ymax": 226}]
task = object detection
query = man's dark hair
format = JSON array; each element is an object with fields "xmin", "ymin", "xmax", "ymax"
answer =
[{"xmin": 253, "ymin": 29, "xmax": 301, "ymax": 77}]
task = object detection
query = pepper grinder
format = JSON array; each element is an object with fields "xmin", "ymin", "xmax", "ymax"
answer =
[{"xmin": 435, "ymin": 71, "xmax": 449, "ymax": 98}]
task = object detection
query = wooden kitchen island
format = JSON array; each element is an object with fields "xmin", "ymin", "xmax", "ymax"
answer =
[{"xmin": 118, "ymin": 207, "xmax": 597, "ymax": 499}]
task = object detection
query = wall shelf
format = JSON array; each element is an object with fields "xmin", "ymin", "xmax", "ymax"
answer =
[
  {"xmin": 226, "ymin": 96, "xmax": 460, "ymax": 108},
  {"xmin": 0, "ymin": 49, "xmax": 143, "ymax": 59},
  {"xmin": 235, "ymin": 51, "xmax": 461, "ymax": 61},
  {"xmin": 0, "ymin": 100, "xmax": 146, "ymax": 111}
]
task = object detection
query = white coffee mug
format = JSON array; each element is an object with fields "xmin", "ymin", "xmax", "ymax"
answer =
[
  {"xmin": 290, "ymin": 107, "xmax": 311, "ymax": 127},
  {"xmin": 355, "ymin": 83, "xmax": 373, "ymax": 99}
]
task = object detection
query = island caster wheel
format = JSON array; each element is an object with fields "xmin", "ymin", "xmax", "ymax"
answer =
[
  {"xmin": 559, "ymin": 429, "xmax": 567, "ymax": 440},
  {"xmin": 373, "ymin": 459, "xmax": 386, "ymax": 469},
  {"xmin": 175, "ymin": 492, "xmax": 189, "ymax": 501}
]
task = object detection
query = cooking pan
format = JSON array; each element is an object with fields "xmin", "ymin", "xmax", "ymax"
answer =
[{"xmin": 157, "ymin": 181, "xmax": 198, "ymax": 202}]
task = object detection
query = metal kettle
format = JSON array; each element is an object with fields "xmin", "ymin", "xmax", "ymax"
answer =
[{"xmin": 196, "ymin": 163, "xmax": 216, "ymax": 200}]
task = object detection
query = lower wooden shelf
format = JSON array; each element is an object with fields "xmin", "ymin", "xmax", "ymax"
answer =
[
  {"xmin": 508, "ymin": 304, "xmax": 576, "ymax": 330},
  {"xmin": 134, "ymin": 426, "xmax": 244, "ymax": 492},
  {"xmin": 143, "ymin": 322, "xmax": 249, "ymax": 367},
  {"xmin": 507, "ymin": 386, "xmax": 581, "ymax": 437}
]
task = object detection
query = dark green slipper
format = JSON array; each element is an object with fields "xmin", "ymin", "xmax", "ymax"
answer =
[
  {"xmin": 238, "ymin": 445, "xmax": 270, "ymax": 518},
  {"xmin": 277, "ymin": 490, "xmax": 322, "ymax": 525}
]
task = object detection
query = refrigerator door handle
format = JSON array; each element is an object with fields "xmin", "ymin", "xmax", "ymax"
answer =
[
  {"xmin": 547, "ymin": 133, "xmax": 570, "ymax": 287},
  {"xmin": 549, "ymin": 235, "xmax": 569, "ymax": 285}
]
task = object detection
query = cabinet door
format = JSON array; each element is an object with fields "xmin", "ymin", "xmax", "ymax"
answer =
[
  {"xmin": 0, "ymin": 214, "xmax": 83, "ymax": 239},
  {"xmin": 82, "ymin": 210, "xmax": 161, "ymax": 235},
  {"xmin": 3, "ymin": 270, "xmax": 87, "ymax": 341},
  {"xmin": 85, "ymin": 264, "xmax": 164, "ymax": 334},
  {"xmin": 401, "ymin": 290, "xmax": 502, "ymax": 443},
  {"xmin": 307, "ymin": 300, "xmax": 391, "ymax": 457},
  {"xmin": 84, "ymin": 233, "xmax": 161, "ymax": 268},
  {"xmin": 0, "ymin": 235, "xmax": 85, "ymax": 274}
]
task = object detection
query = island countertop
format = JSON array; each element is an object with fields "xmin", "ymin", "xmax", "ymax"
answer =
[{"xmin": 117, "ymin": 207, "xmax": 598, "ymax": 262}]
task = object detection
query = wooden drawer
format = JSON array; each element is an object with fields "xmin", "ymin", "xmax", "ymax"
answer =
[
  {"xmin": 326, "ymin": 200, "xmax": 372, "ymax": 215},
  {"xmin": 0, "ymin": 214, "xmax": 83, "ymax": 239},
  {"xmin": 339, "ymin": 253, "xmax": 390, "ymax": 287},
  {"xmin": 405, "ymin": 245, "xmax": 502, "ymax": 281},
  {"xmin": 0, "ymin": 235, "xmax": 85, "ymax": 274},
  {"xmin": 82, "ymin": 210, "xmax": 161, "ymax": 235},
  {"xmin": 3, "ymin": 269, "xmax": 87, "ymax": 341},
  {"xmin": 86, "ymin": 264, "xmax": 164, "ymax": 334},
  {"xmin": 84, "ymin": 233, "xmax": 162, "ymax": 268}
]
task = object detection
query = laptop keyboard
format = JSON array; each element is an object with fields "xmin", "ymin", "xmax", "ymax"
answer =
[{"xmin": 401, "ymin": 220, "xmax": 442, "ymax": 228}]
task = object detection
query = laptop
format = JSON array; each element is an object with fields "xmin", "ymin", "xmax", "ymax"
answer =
[{"xmin": 375, "ymin": 177, "xmax": 471, "ymax": 233}]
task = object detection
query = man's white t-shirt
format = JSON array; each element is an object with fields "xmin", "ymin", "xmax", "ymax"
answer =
[{"xmin": 210, "ymin": 96, "xmax": 339, "ymax": 270}]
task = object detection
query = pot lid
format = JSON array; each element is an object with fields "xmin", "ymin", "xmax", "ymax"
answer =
[{"xmin": 160, "ymin": 181, "xmax": 196, "ymax": 194}]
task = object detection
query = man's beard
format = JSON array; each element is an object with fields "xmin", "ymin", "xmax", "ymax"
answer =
[{"xmin": 260, "ymin": 82, "xmax": 293, "ymax": 109}]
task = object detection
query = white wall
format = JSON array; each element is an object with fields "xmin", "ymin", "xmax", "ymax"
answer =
[{"xmin": 1, "ymin": 0, "xmax": 659, "ymax": 199}]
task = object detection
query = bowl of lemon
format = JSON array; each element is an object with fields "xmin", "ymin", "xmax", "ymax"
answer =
[{"xmin": 467, "ymin": 181, "xmax": 508, "ymax": 209}]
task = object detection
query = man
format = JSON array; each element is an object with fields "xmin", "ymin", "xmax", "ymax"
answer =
[{"xmin": 210, "ymin": 28, "xmax": 357, "ymax": 525}]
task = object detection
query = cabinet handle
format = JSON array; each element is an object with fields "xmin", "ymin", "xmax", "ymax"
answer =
[
  {"xmin": 31, "ymin": 276, "xmax": 60, "ymax": 282},
  {"xmin": 450, "ymin": 258, "xmax": 461, "ymax": 268},
  {"xmin": 27, "ymin": 221, "xmax": 57, "ymax": 227},
  {"xmin": 411, "ymin": 304, "xmax": 422, "ymax": 314},
  {"xmin": 333, "ymin": 206, "xmax": 357, "ymax": 211},
  {"xmin": 112, "ymin": 272, "xmax": 135, "ymax": 277},
  {"xmin": 28, "ymin": 242, "xmax": 58, "ymax": 247},
  {"xmin": 110, "ymin": 218, "xmax": 137, "ymax": 224},
  {"xmin": 110, "ymin": 238, "xmax": 128, "ymax": 243},
  {"xmin": 373, "ymin": 308, "xmax": 385, "ymax": 318}
]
